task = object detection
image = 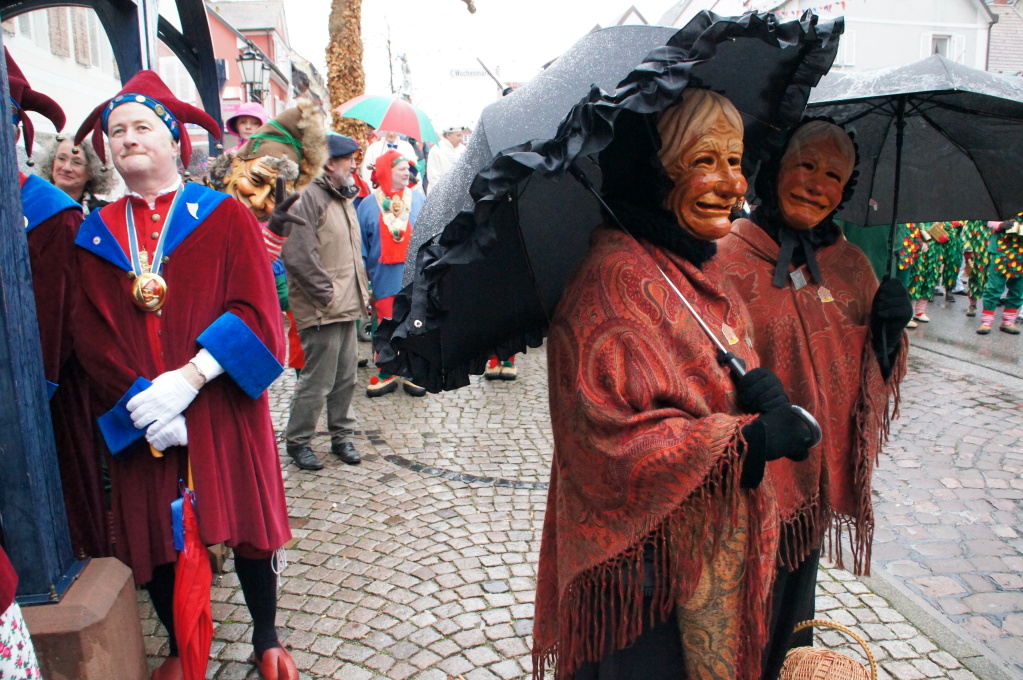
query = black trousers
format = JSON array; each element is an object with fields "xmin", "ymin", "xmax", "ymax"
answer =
[
  {"xmin": 761, "ymin": 549, "xmax": 821, "ymax": 680},
  {"xmin": 572, "ymin": 548, "xmax": 821, "ymax": 680},
  {"xmin": 573, "ymin": 600, "xmax": 685, "ymax": 680}
]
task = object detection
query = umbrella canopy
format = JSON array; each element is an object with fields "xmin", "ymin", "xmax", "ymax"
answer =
[
  {"xmin": 402, "ymin": 24, "xmax": 680, "ymax": 285},
  {"xmin": 806, "ymin": 54, "xmax": 1023, "ymax": 229},
  {"xmin": 334, "ymin": 95, "xmax": 438, "ymax": 143},
  {"xmin": 172, "ymin": 488, "xmax": 213, "ymax": 680},
  {"xmin": 377, "ymin": 10, "xmax": 843, "ymax": 392}
]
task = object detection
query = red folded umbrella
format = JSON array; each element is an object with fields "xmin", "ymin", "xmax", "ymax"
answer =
[{"xmin": 172, "ymin": 487, "xmax": 213, "ymax": 680}]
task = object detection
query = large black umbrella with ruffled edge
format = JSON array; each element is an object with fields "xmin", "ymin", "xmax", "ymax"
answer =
[{"xmin": 377, "ymin": 10, "xmax": 844, "ymax": 392}]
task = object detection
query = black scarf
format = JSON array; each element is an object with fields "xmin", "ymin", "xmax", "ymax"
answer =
[
  {"xmin": 606, "ymin": 199, "xmax": 718, "ymax": 269},
  {"xmin": 750, "ymin": 204, "xmax": 841, "ymax": 288}
]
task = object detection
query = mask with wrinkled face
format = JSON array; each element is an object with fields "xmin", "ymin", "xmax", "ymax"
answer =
[{"xmin": 223, "ymin": 156, "xmax": 294, "ymax": 222}]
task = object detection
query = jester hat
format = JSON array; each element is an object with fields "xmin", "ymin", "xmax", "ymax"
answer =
[
  {"xmin": 75, "ymin": 69, "xmax": 221, "ymax": 167},
  {"xmin": 6, "ymin": 48, "xmax": 66, "ymax": 157}
]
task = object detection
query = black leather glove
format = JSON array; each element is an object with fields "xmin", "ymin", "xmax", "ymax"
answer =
[
  {"xmin": 736, "ymin": 367, "xmax": 790, "ymax": 414},
  {"xmin": 266, "ymin": 177, "xmax": 307, "ymax": 238},
  {"xmin": 740, "ymin": 405, "xmax": 814, "ymax": 489},
  {"xmin": 870, "ymin": 278, "xmax": 913, "ymax": 378}
]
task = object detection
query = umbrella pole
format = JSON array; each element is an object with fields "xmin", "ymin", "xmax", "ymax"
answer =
[
  {"xmin": 880, "ymin": 96, "xmax": 907, "ymax": 377},
  {"xmin": 885, "ymin": 96, "xmax": 908, "ymax": 282},
  {"xmin": 566, "ymin": 164, "xmax": 822, "ymax": 447}
]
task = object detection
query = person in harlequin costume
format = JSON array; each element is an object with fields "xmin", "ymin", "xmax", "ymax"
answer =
[
  {"xmin": 977, "ymin": 215, "xmax": 1023, "ymax": 335},
  {"xmin": 72, "ymin": 71, "xmax": 297, "ymax": 680},
  {"xmin": 895, "ymin": 223, "xmax": 933, "ymax": 328},
  {"xmin": 537, "ymin": 89, "xmax": 814, "ymax": 680},
  {"xmin": 960, "ymin": 220, "xmax": 991, "ymax": 317},
  {"xmin": 718, "ymin": 120, "xmax": 912, "ymax": 680},
  {"xmin": 6, "ymin": 48, "xmax": 112, "ymax": 561},
  {"xmin": 933, "ymin": 221, "xmax": 964, "ymax": 302},
  {"xmin": 357, "ymin": 149, "xmax": 427, "ymax": 397}
]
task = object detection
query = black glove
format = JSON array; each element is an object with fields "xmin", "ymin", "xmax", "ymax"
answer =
[
  {"xmin": 740, "ymin": 405, "xmax": 814, "ymax": 489},
  {"xmin": 870, "ymin": 278, "xmax": 913, "ymax": 377},
  {"xmin": 736, "ymin": 367, "xmax": 790, "ymax": 415},
  {"xmin": 266, "ymin": 177, "xmax": 307, "ymax": 238}
]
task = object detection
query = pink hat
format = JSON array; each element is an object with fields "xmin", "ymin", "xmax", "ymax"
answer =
[{"xmin": 225, "ymin": 102, "xmax": 269, "ymax": 136}]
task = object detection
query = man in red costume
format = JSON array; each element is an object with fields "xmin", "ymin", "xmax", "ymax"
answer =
[
  {"xmin": 536, "ymin": 89, "xmax": 814, "ymax": 680},
  {"xmin": 72, "ymin": 71, "xmax": 297, "ymax": 680},
  {"xmin": 718, "ymin": 119, "xmax": 912, "ymax": 680},
  {"xmin": 6, "ymin": 48, "xmax": 110, "ymax": 560}
]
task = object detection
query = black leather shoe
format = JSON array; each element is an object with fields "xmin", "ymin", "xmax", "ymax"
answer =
[
  {"xmin": 286, "ymin": 446, "xmax": 324, "ymax": 470},
  {"xmin": 332, "ymin": 441, "xmax": 361, "ymax": 465}
]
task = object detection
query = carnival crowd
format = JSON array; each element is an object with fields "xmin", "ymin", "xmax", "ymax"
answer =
[{"xmin": 0, "ymin": 16, "xmax": 1021, "ymax": 680}]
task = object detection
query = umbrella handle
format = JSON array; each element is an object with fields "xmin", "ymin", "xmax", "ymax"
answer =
[{"xmin": 719, "ymin": 350, "xmax": 823, "ymax": 448}]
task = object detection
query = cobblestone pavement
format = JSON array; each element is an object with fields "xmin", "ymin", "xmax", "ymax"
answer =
[
  {"xmin": 872, "ymin": 348, "xmax": 1023, "ymax": 676},
  {"xmin": 139, "ymin": 337, "xmax": 1016, "ymax": 680}
]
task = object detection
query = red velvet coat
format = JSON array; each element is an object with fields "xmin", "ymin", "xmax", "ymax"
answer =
[
  {"xmin": 22, "ymin": 175, "xmax": 110, "ymax": 559},
  {"xmin": 718, "ymin": 219, "xmax": 905, "ymax": 575},
  {"xmin": 73, "ymin": 188, "xmax": 290, "ymax": 584},
  {"xmin": 536, "ymin": 225, "xmax": 779, "ymax": 680}
]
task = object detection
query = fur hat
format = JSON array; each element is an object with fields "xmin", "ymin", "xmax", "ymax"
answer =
[
  {"xmin": 5, "ymin": 48, "xmax": 65, "ymax": 157},
  {"xmin": 75, "ymin": 69, "xmax": 221, "ymax": 167},
  {"xmin": 232, "ymin": 96, "xmax": 326, "ymax": 190}
]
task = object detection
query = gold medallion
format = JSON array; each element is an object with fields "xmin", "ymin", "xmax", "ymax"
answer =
[
  {"xmin": 390, "ymin": 198, "xmax": 404, "ymax": 216},
  {"xmin": 132, "ymin": 272, "xmax": 168, "ymax": 312}
]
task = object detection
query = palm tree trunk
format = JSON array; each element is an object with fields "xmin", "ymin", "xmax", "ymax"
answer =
[{"xmin": 326, "ymin": 0, "xmax": 366, "ymax": 141}]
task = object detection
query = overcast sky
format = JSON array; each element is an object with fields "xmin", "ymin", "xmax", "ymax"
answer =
[{"xmin": 285, "ymin": 0, "xmax": 673, "ymax": 126}]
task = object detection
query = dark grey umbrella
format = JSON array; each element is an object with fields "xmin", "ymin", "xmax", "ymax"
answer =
[
  {"xmin": 404, "ymin": 24, "xmax": 679, "ymax": 285},
  {"xmin": 380, "ymin": 11, "xmax": 843, "ymax": 392},
  {"xmin": 806, "ymin": 54, "xmax": 1023, "ymax": 275}
]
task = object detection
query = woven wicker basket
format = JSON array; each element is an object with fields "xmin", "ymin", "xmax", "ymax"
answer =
[{"xmin": 778, "ymin": 619, "xmax": 878, "ymax": 680}]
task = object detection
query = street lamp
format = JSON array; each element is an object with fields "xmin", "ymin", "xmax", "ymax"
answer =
[{"xmin": 237, "ymin": 44, "xmax": 270, "ymax": 102}]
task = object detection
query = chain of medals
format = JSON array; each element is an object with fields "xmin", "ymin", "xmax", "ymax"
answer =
[
  {"xmin": 375, "ymin": 187, "xmax": 412, "ymax": 242},
  {"xmin": 126, "ymin": 190, "xmax": 185, "ymax": 312}
]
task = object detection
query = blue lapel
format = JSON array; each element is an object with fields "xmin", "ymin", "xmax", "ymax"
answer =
[
  {"xmin": 22, "ymin": 175, "xmax": 81, "ymax": 232},
  {"xmin": 75, "ymin": 210, "xmax": 132, "ymax": 271},
  {"xmin": 161, "ymin": 182, "xmax": 227, "ymax": 257},
  {"xmin": 74, "ymin": 184, "xmax": 229, "ymax": 271}
]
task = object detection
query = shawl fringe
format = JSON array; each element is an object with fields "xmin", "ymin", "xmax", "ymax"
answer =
[
  {"xmin": 534, "ymin": 421, "xmax": 775, "ymax": 680},
  {"xmin": 824, "ymin": 331, "xmax": 907, "ymax": 576}
]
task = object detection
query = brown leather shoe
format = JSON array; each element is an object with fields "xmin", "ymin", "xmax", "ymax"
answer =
[
  {"xmin": 254, "ymin": 647, "xmax": 299, "ymax": 680},
  {"xmin": 151, "ymin": 656, "xmax": 183, "ymax": 680}
]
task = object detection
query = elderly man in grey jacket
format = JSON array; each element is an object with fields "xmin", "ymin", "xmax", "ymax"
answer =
[{"xmin": 282, "ymin": 134, "xmax": 370, "ymax": 470}]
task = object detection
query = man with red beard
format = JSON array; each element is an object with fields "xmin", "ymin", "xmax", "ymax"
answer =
[{"xmin": 72, "ymin": 71, "xmax": 296, "ymax": 680}]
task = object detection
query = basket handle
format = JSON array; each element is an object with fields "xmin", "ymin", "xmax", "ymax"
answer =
[{"xmin": 793, "ymin": 619, "xmax": 878, "ymax": 680}]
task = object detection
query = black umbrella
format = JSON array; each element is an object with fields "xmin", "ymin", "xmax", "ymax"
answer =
[
  {"xmin": 403, "ymin": 24, "xmax": 680, "ymax": 284},
  {"xmin": 805, "ymin": 54, "xmax": 1023, "ymax": 277},
  {"xmin": 379, "ymin": 10, "xmax": 844, "ymax": 392}
]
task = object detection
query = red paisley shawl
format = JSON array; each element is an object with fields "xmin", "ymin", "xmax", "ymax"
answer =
[
  {"xmin": 718, "ymin": 219, "xmax": 906, "ymax": 575},
  {"xmin": 535, "ymin": 225, "xmax": 780, "ymax": 680}
]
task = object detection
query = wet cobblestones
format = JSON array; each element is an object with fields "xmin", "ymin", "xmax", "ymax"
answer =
[{"xmin": 138, "ymin": 338, "xmax": 1017, "ymax": 679}]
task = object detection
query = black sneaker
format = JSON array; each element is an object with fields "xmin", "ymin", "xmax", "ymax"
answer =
[
  {"xmin": 331, "ymin": 441, "xmax": 361, "ymax": 465},
  {"xmin": 286, "ymin": 446, "xmax": 324, "ymax": 470}
]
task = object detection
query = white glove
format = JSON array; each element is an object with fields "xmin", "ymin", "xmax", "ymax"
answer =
[
  {"xmin": 127, "ymin": 369, "xmax": 198, "ymax": 429},
  {"xmin": 146, "ymin": 414, "xmax": 188, "ymax": 451}
]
